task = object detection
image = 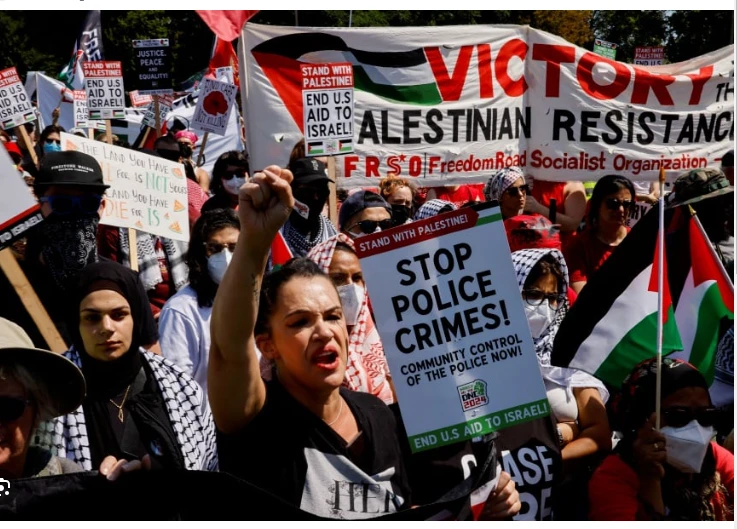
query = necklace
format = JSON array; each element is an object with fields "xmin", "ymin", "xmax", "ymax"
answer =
[
  {"xmin": 324, "ymin": 398, "xmax": 344, "ymax": 427},
  {"xmin": 109, "ymin": 385, "xmax": 132, "ymax": 423}
]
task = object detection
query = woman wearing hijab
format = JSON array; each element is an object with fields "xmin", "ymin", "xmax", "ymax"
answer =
[
  {"xmin": 589, "ymin": 357, "xmax": 734, "ymax": 520},
  {"xmin": 413, "ymin": 199, "xmax": 457, "ymax": 221},
  {"xmin": 483, "ymin": 166, "xmax": 529, "ymax": 220},
  {"xmin": 34, "ymin": 261, "xmax": 218, "ymax": 473},
  {"xmin": 305, "ymin": 234, "xmax": 394, "ymax": 404}
]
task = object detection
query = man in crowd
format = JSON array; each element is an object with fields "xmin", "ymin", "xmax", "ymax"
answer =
[{"xmin": 339, "ymin": 190, "xmax": 394, "ymax": 239}]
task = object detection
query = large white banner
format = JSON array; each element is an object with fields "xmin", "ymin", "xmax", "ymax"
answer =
[{"xmin": 242, "ymin": 24, "xmax": 734, "ymax": 187}]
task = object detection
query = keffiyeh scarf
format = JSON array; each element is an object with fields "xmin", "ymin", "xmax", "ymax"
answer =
[
  {"xmin": 33, "ymin": 347, "xmax": 218, "ymax": 472},
  {"xmin": 483, "ymin": 166, "xmax": 525, "ymax": 202},
  {"xmin": 119, "ymin": 229, "xmax": 189, "ymax": 292},
  {"xmin": 282, "ymin": 214, "xmax": 338, "ymax": 258},
  {"xmin": 511, "ymin": 248, "xmax": 609, "ymax": 403},
  {"xmin": 413, "ymin": 199, "xmax": 457, "ymax": 221}
]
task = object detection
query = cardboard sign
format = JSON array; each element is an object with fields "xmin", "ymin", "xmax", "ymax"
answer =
[
  {"xmin": 192, "ymin": 77, "xmax": 237, "ymax": 136},
  {"xmin": 72, "ymin": 90, "xmax": 105, "ymax": 130},
  {"xmin": 0, "ymin": 147, "xmax": 43, "ymax": 250},
  {"xmin": 142, "ymin": 94, "xmax": 174, "ymax": 129},
  {"xmin": 61, "ymin": 132, "xmax": 189, "ymax": 241},
  {"xmin": 355, "ymin": 204, "xmax": 549, "ymax": 453},
  {"xmin": 133, "ymin": 39, "xmax": 173, "ymax": 95},
  {"xmin": 0, "ymin": 67, "xmax": 36, "ymax": 130},
  {"xmin": 215, "ymin": 66, "xmax": 234, "ymax": 84},
  {"xmin": 301, "ymin": 62, "xmax": 354, "ymax": 157},
  {"xmin": 129, "ymin": 90, "xmax": 154, "ymax": 107},
  {"xmin": 634, "ymin": 46, "xmax": 664, "ymax": 66},
  {"xmin": 82, "ymin": 61, "xmax": 125, "ymax": 120},
  {"xmin": 593, "ymin": 38, "xmax": 617, "ymax": 60}
]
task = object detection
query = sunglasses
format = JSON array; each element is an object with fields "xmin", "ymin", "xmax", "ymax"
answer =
[
  {"xmin": 347, "ymin": 219, "xmax": 394, "ymax": 235},
  {"xmin": 0, "ymin": 396, "xmax": 32, "ymax": 423},
  {"xmin": 38, "ymin": 194, "xmax": 103, "ymax": 215},
  {"xmin": 662, "ymin": 406, "xmax": 718, "ymax": 428},
  {"xmin": 44, "ymin": 138, "xmax": 61, "ymax": 145},
  {"xmin": 505, "ymin": 184, "xmax": 529, "ymax": 197},
  {"xmin": 222, "ymin": 170, "xmax": 248, "ymax": 181},
  {"xmin": 604, "ymin": 198, "xmax": 634, "ymax": 211},
  {"xmin": 522, "ymin": 289, "xmax": 565, "ymax": 309},
  {"xmin": 204, "ymin": 242, "xmax": 237, "ymax": 255}
]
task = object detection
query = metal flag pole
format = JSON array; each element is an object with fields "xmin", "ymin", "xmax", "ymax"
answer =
[{"xmin": 654, "ymin": 167, "xmax": 666, "ymax": 430}]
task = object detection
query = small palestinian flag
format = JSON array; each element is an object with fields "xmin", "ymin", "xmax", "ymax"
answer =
[
  {"xmin": 271, "ymin": 230, "xmax": 294, "ymax": 267},
  {"xmin": 307, "ymin": 141, "xmax": 324, "ymax": 156},
  {"xmin": 339, "ymin": 139, "xmax": 353, "ymax": 153},
  {"xmin": 22, "ymin": 112, "xmax": 35, "ymax": 123},
  {"xmin": 1, "ymin": 119, "xmax": 15, "ymax": 130}
]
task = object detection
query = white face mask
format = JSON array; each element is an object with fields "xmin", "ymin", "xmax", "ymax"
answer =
[
  {"xmin": 207, "ymin": 249, "xmax": 233, "ymax": 285},
  {"xmin": 337, "ymin": 283, "xmax": 365, "ymax": 326},
  {"xmin": 523, "ymin": 301, "xmax": 554, "ymax": 339},
  {"xmin": 223, "ymin": 176, "xmax": 246, "ymax": 196},
  {"xmin": 661, "ymin": 419, "xmax": 714, "ymax": 473}
]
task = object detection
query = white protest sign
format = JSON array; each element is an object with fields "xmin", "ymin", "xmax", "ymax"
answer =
[
  {"xmin": 192, "ymin": 77, "xmax": 237, "ymax": 136},
  {"xmin": 0, "ymin": 67, "xmax": 36, "ymax": 130},
  {"xmin": 355, "ymin": 204, "xmax": 549, "ymax": 453},
  {"xmin": 142, "ymin": 94, "xmax": 174, "ymax": 129},
  {"xmin": 61, "ymin": 132, "xmax": 189, "ymax": 241},
  {"xmin": 72, "ymin": 90, "xmax": 105, "ymax": 130},
  {"xmin": 129, "ymin": 90, "xmax": 154, "ymax": 107},
  {"xmin": 634, "ymin": 46, "xmax": 664, "ymax": 66},
  {"xmin": 82, "ymin": 61, "xmax": 125, "ymax": 120},
  {"xmin": 215, "ymin": 66, "xmax": 234, "ymax": 84},
  {"xmin": 0, "ymin": 147, "xmax": 43, "ymax": 250},
  {"xmin": 301, "ymin": 62, "xmax": 354, "ymax": 156}
]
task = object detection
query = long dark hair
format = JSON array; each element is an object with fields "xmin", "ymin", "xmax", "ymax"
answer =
[
  {"xmin": 187, "ymin": 208, "xmax": 240, "ymax": 308},
  {"xmin": 210, "ymin": 151, "xmax": 249, "ymax": 198},
  {"xmin": 587, "ymin": 174, "xmax": 636, "ymax": 229},
  {"xmin": 37, "ymin": 125, "xmax": 65, "ymax": 160},
  {"xmin": 255, "ymin": 258, "xmax": 331, "ymax": 335}
]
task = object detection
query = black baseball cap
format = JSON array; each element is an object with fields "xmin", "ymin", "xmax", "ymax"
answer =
[
  {"xmin": 35, "ymin": 151, "xmax": 108, "ymax": 191},
  {"xmin": 289, "ymin": 157, "xmax": 334, "ymax": 186},
  {"xmin": 338, "ymin": 190, "xmax": 392, "ymax": 229}
]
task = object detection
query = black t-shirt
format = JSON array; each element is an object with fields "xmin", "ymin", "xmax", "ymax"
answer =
[
  {"xmin": 495, "ymin": 415, "xmax": 562, "ymax": 521},
  {"xmin": 0, "ymin": 256, "xmax": 158, "ymax": 350},
  {"xmin": 217, "ymin": 379, "xmax": 412, "ymax": 519}
]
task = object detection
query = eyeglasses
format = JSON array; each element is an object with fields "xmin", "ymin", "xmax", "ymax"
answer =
[
  {"xmin": 347, "ymin": 219, "xmax": 394, "ymax": 235},
  {"xmin": 38, "ymin": 194, "xmax": 103, "ymax": 215},
  {"xmin": 0, "ymin": 396, "xmax": 32, "ymax": 423},
  {"xmin": 662, "ymin": 406, "xmax": 718, "ymax": 428},
  {"xmin": 505, "ymin": 184, "xmax": 529, "ymax": 197},
  {"xmin": 522, "ymin": 289, "xmax": 565, "ymax": 309},
  {"xmin": 222, "ymin": 170, "xmax": 247, "ymax": 181},
  {"xmin": 604, "ymin": 198, "xmax": 634, "ymax": 211},
  {"xmin": 44, "ymin": 138, "xmax": 61, "ymax": 145},
  {"xmin": 204, "ymin": 242, "xmax": 237, "ymax": 256}
]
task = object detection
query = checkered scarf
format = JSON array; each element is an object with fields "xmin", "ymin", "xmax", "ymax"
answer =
[
  {"xmin": 260, "ymin": 234, "xmax": 394, "ymax": 403},
  {"xmin": 511, "ymin": 248, "xmax": 608, "ymax": 402},
  {"xmin": 413, "ymin": 199, "xmax": 457, "ymax": 221},
  {"xmin": 33, "ymin": 347, "xmax": 218, "ymax": 472},
  {"xmin": 119, "ymin": 230, "xmax": 189, "ymax": 293},
  {"xmin": 483, "ymin": 166, "xmax": 525, "ymax": 202}
]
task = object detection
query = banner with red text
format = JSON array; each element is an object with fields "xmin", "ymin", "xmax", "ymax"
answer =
[{"xmin": 242, "ymin": 24, "xmax": 734, "ymax": 187}]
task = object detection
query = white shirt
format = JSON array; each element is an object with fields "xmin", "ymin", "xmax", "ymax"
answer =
[{"xmin": 159, "ymin": 286, "xmax": 212, "ymax": 397}]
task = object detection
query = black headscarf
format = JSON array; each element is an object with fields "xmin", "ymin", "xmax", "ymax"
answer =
[{"xmin": 71, "ymin": 261, "xmax": 183, "ymax": 470}]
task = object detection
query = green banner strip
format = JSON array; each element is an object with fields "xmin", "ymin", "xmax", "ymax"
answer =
[
  {"xmin": 408, "ymin": 398, "xmax": 550, "ymax": 453},
  {"xmin": 475, "ymin": 212, "xmax": 502, "ymax": 227}
]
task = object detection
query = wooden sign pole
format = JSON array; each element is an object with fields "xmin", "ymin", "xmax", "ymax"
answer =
[
  {"xmin": 327, "ymin": 156, "xmax": 338, "ymax": 227},
  {"xmin": 196, "ymin": 132, "xmax": 209, "ymax": 167},
  {"xmin": 153, "ymin": 95, "xmax": 162, "ymax": 138},
  {"xmin": 0, "ymin": 249, "xmax": 67, "ymax": 352},
  {"xmin": 15, "ymin": 126, "xmax": 38, "ymax": 168}
]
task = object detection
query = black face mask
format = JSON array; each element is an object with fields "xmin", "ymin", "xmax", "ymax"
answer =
[
  {"xmin": 290, "ymin": 185, "xmax": 329, "ymax": 232},
  {"xmin": 391, "ymin": 204, "xmax": 412, "ymax": 226},
  {"xmin": 179, "ymin": 144, "xmax": 193, "ymax": 159}
]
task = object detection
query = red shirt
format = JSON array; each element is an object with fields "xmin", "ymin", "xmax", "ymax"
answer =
[
  {"xmin": 433, "ymin": 185, "xmax": 484, "ymax": 208},
  {"xmin": 589, "ymin": 443, "xmax": 734, "ymax": 520},
  {"xmin": 563, "ymin": 228, "xmax": 630, "ymax": 285}
]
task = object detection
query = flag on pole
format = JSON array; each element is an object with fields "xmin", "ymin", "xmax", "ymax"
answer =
[
  {"xmin": 196, "ymin": 10, "xmax": 259, "ymax": 42},
  {"xmin": 58, "ymin": 11, "xmax": 105, "ymax": 90},
  {"xmin": 670, "ymin": 213, "xmax": 734, "ymax": 383},
  {"xmin": 552, "ymin": 205, "xmax": 683, "ymax": 387},
  {"xmin": 207, "ymin": 37, "xmax": 240, "ymax": 88}
]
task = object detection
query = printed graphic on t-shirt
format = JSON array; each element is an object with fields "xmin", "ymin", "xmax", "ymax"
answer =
[{"xmin": 300, "ymin": 448, "xmax": 405, "ymax": 519}]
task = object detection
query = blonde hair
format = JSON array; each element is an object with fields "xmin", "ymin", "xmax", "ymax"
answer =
[
  {"xmin": 379, "ymin": 173, "xmax": 414, "ymax": 201},
  {"xmin": 0, "ymin": 363, "xmax": 55, "ymax": 424}
]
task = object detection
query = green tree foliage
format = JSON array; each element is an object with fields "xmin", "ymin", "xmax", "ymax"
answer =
[
  {"xmin": 666, "ymin": 10, "xmax": 733, "ymax": 63},
  {"xmin": 590, "ymin": 11, "xmax": 668, "ymax": 62}
]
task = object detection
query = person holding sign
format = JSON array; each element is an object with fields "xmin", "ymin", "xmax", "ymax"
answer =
[
  {"xmin": 589, "ymin": 358, "xmax": 734, "ymax": 521},
  {"xmin": 564, "ymin": 175, "xmax": 636, "ymax": 294},
  {"xmin": 35, "ymin": 261, "xmax": 218, "ymax": 473},
  {"xmin": 209, "ymin": 166, "xmax": 520, "ymax": 519}
]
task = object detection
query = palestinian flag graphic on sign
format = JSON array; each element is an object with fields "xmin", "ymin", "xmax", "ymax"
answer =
[{"xmin": 251, "ymin": 32, "xmax": 441, "ymax": 132}]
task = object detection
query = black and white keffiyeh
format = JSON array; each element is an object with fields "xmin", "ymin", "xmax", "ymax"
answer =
[
  {"xmin": 33, "ymin": 347, "xmax": 218, "ymax": 472},
  {"xmin": 282, "ymin": 214, "xmax": 337, "ymax": 258},
  {"xmin": 483, "ymin": 166, "xmax": 525, "ymax": 202},
  {"xmin": 511, "ymin": 248, "xmax": 609, "ymax": 402},
  {"xmin": 413, "ymin": 199, "xmax": 457, "ymax": 221},
  {"xmin": 119, "ymin": 230, "xmax": 189, "ymax": 292}
]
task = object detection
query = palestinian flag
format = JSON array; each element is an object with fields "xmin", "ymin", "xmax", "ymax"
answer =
[
  {"xmin": 307, "ymin": 141, "xmax": 324, "ymax": 156},
  {"xmin": 552, "ymin": 205, "xmax": 682, "ymax": 387},
  {"xmin": 58, "ymin": 11, "xmax": 104, "ymax": 90},
  {"xmin": 271, "ymin": 231, "xmax": 293, "ymax": 267},
  {"xmin": 669, "ymin": 214, "xmax": 734, "ymax": 383},
  {"xmin": 251, "ymin": 33, "xmax": 441, "ymax": 131}
]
